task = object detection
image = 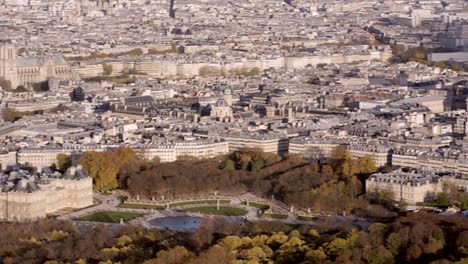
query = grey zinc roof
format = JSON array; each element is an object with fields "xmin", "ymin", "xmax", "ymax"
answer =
[
  {"xmin": 63, "ymin": 166, "xmax": 88, "ymax": 180},
  {"xmin": 124, "ymin": 95, "xmax": 154, "ymax": 104},
  {"xmin": 12, "ymin": 178, "xmax": 40, "ymax": 193},
  {"xmin": 16, "ymin": 56, "xmax": 68, "ymax": 67},
  {"xmin": 16, "ymin": 57, "xmax": 39, "ymax": 67},
  {"xmin": 395, "ymin": 95, "xmax": 445, "ymax": 105}
]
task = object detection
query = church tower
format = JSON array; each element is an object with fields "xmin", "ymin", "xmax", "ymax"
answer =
[
  {"xmin": 223, "ymin": 87, "xmax": 233, "ymax": 106},
  {"xmin": 0, "ymin": 40, "xmax": 18, "ymax": 89}
]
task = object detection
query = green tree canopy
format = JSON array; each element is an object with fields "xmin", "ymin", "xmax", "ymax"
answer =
[
  {"xmin": 56, "ymin": 153, "xmax": 72, "ymax": 172},
  {"xmin": 102, "ymin": 63, "xmax": 113, "ymax": 76}
]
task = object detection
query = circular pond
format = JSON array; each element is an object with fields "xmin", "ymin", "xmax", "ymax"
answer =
[{"xmin": 148, "ymin": 216, "xmax": 203, "ymax": 230}]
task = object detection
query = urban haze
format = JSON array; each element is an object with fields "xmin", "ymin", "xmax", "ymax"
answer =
[{"xmin": 0, "ymin": 0, "xmax": 467, "ymax": 263}]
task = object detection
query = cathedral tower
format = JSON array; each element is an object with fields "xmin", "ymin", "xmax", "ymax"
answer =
[{"xmin": 0, "ymin": 40, "xmax": 18, "ymax": 89}]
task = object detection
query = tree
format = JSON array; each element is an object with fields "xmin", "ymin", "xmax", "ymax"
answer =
[
  {"xmin": 44, "ymin": 230, "xmax": 69, "ymax": 241},
  {"xmin": 251, "ymin": 159, "xmax": 265, "ymax": 172},
  {"xmin": 433, "ymin": 228, "xmax": 445, "ymax": 246},
  {"xmin": 240, "ymin": 246, "xmax": 269, "ymax": 262},
  {"xmin": 80, "ymin": 147, "xmax": 139, "ymax": 192},
  {"xmin": 199, "ymin": 66, "xmax": 222, "ymax": 76},
  {"xmin": 102, "ymin": 64, "xmax": 113, "ymax": 76},
  {"xmin": 321, "ymin": 165, "xmax": 333, "ymax": 176},
  {"xmin": 126, "ymin": 48, "xmax": 143, "ymax": 56},
  {"xmin": 324, "ymin": 237, "xmax": 348, "ymax": 256},
  {"xmin": 358, "ymin": 155, "xmax": 377, "ymax": 174},
  {"xmin": 32, "ymin": 81, "xmax": 49, "ymax": 92},
  {"xmin": 330, "ymin": 146, "xmax": 348, "ymax": 160},
  {"xmin": 305, "ymin": 247, "xmax": 327, "ymax": 262},
  {"xmin": 117, "ymin": 195, "xmax": 128, "ymax": 204},
  {"xmin": 187, "ymin": 245, "xmax": 234, "ymax": 264},
  {"xmin": 223, "ymin": 159, "xmax": 235, "ymax": 171},
  {"xmin": 177, "ymin": 155, "xmax": 198, "ymax": 161},
  {"xmin": 457, "ymin": 231, "xmax": 468, "ymax": 255},
  {"xmin": 452, "ymin": 63, "xmax": 464, "ymax": 72},
  {"xmin": 363, "ymin": 245, "xmax": 395, "ymax": 264},
  {"xmin": 306, "ymin": 76, "xmax": 320, "ymax": 85},
  {"xmin": 267, "ymin": 232, "xmax": 289, "ymax": 248},
  {"xmin": 386, "ymin": 232, "xmax": 402, "ymax": 256},
  {"xmin": 434, "ymin": 61, "xmax": 448, "ymax": 69},
  {"xmin": 229, "ymin": 147, "xmax": 281, "ymax": 171},
  {"xmin": 0, "ymin": 77, "xmax": 12, "ymax": 90},
  {"xmin": 414, "ymin": 49, "xmax": 427, "ymax": 60},
  {"xmin": 116, "ymin": 235, "xmax": 132, "ymax": 247},
  {"xmin": 341, "ymin": 152, "xmax": 359, "ymax": 177},
  {"xmin": 434, "ymin": 193, "xmax": 450, "ymax": 207},
  {"xmin": 455, "ymin": 258, "xmax": 468, "ymax": 264},
  {"xmin": 145, "ymin": 246, "xmax": 191, "ymax": 264},
  {"xmin": 57, "ymin": 153, "xmax": 72, "ymax": 172},
  {"xmin": 329, "ymin": 146, "xmax": 349, "ymax": 175},
  {"xmin": 369, "ymin": 223, "xmax": 388, "ymax": 235},
  {"xmin": 152, "ymin": 156, "xmax": 161, "ymax": 164},
  {"xmin": 15, "ymin": 85, "xmax": 29, "ymax": 92},
  {"xmin": 316, "ymin": 63, "xmax": 328, "ymax": 69},
  {"xmin": 219, "ymin": 236, "xmax": 242, "ymax": 251},
  {"xmin": 3, "ymin": 108, "xmax": 28, "ymax": 122},
  {"xmin": 80, "ymin": 151, "xmax": 119, "ymax": 191},
  {"xmin": 310, "ymin": 163, "xmax": 320, "ymax": 174}
]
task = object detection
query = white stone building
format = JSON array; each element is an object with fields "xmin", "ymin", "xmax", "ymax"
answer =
[
  {"xmin": 17, "ymin": 139, "xmax": 229, "ymax": 167},
  {"xmin": 366, "ymin": 169, "xmax": 468, "ymax": 205},
  {"xmin": 366, "ymin": 169, "xmax": 443, "ymax": 205},
  {"xmin": 0, "ymin": 165, "xmax": 93, "ymax": 221}
]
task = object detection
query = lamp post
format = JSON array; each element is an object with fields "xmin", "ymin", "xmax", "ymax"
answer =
[{"xmin": 5, "ymin": 191, "xmax": 8, "ymax": 221}]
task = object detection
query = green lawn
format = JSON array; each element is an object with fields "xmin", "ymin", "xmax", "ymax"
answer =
[
  {"xmin": 241, "ymin": 201, "xmax": 270, "ymax": 210},
  {"xmin": 78, "ymin": 211, "xmax": 144, "ymax": 223},
  {"xmin": 297, "ymin": 215, "xmax": 318, "ymax": 221},
  {"xmin": 169, "ymin": 199, "xmax": 230, "ymax": 208},
  {"xmin": 183, "ymin": 206, "xmax": 248, "ymax": 216},
  {"xmin": 117, "ymin": 203, "xmax": 165, "ymax": 210},
  {"xmin": 261, "ymin": 213, "xmax": 289, "ymax": 219}
]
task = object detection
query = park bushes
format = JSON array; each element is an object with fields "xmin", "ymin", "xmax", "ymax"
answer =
[
  {"xmin": 0, "ymin": 208, "xmax": 467, "ymax": 263},
  {"xmin": 77, "ymin": 147, "xmax": 385, "ymax": 217}
]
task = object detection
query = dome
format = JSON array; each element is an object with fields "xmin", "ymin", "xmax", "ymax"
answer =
[{"xmin": 223, "ymin": 87, "xmax": 232, "ymax": 95}]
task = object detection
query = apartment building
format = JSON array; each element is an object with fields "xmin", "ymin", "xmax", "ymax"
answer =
[{"xmin": 366, "ymin": 169, "xmax": 443, "ymax": 205}]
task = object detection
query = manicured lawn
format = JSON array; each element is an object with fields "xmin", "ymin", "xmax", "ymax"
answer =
[
  {"xmin": 78, "ymin": 211, "xmax": 144, "ymax": 223},
  {"xmin": 297, "ymin": 215, "xmax": 318, "ymax": 221},
  {"xmin": 261, "ymin": 213, "xmax": 289, "ymax": 219},
  {"xmin": 183, "ymin": 206, "xmax": 248, "ymax": 216},
  {"xmin": 169, "ymin": 199, "xmax": 230, "ymax": 208},
  {"xmin": 118, "ymin": 203, "xmax": 165, "ymax": 210},
  {"xmin": 241, "ymin": 201, "xmax": 270, "ymax": 210}
]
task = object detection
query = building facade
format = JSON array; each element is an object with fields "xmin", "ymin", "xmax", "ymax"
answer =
[
  {"xmin": 366, "ymin": 169, "xmax": 443, "ymax": 205},
  {"xmin": 0, "ymin": 165, "xmax": 93, "ymax": 221},
  {"xmin": 18, "ymin": 140, "xmax": 229, "ymax": 168}
]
